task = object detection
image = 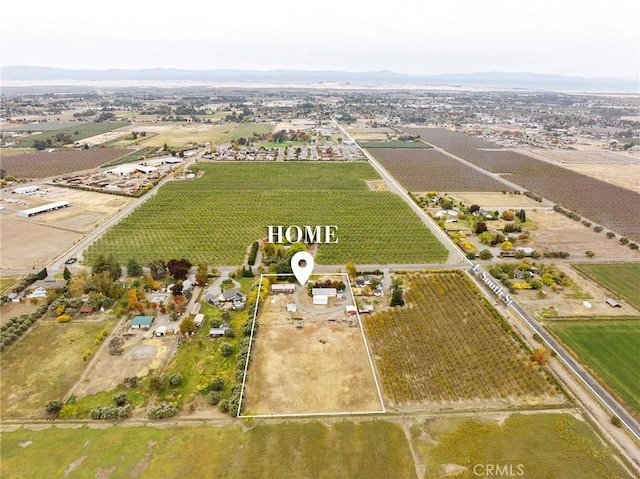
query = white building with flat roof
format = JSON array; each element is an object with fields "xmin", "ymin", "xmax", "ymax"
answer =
[{"xmin": 17, "ymin": 201, "xmax": 70, "ymax": 218}]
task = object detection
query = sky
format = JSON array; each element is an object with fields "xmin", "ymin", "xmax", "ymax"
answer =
[{"xmin": 1, "ymin": 0, "xmax": 639, "ymax": 79}]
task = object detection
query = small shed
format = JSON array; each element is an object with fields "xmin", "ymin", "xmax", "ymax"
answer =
[
  {"xmin": 79, "ymin": 306, "xmax": 94, "ymax": 315},
  {"xmin": 287, "ymin": 303, "xmax": 297, "ymax": 313},
  {"xmin": 606, "ymin": 298, "xmax": 621, "ymax": 308},
  {"xmin": 155, "ymin": 326, "xmax": 168, "ymax": 337},
  {"xmin": 194, "ymin": 313, "xmax": 205, "ymax": 327},
  {"xmin": 345, "ymin": 305, "xmax": 358, "ymax": 315},
  {"xmin": 131, "ymin": 315, "xmax": 154, "ymax": 329}
]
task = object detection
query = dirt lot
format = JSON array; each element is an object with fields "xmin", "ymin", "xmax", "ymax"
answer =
[
  {"xmin": 0, "ymin": 187, "xmax": 133, "ymax": 270},
  {"xmin": 73, "ymin": 328, "xmax": 178, "ymax": 399},
  {"xmin": 243, "ymin": 292, "xmax": 383, "ymax": 415},
  {"xmin": 522, "ymin": 149, "xmax": 640, "ymax": 193},
  {"xmin": 524, "ymin": 209, "xmax": 637, "ymax": 259}
]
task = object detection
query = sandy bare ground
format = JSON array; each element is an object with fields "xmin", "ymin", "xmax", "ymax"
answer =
[
  {"xmin": 0, "ymin": 187, "xmax": 132, "ymax": 270},
  {"xmin": 520, "ymin": 149, "xmax": 640, "ymax": 192},
  {"xmin": 523, "ymin": 209, "xmax": 637, "ymax": 259},
  {"xmin": 562, "ymin": 164, "xmax": 640, "ymax": 193},
  {"xmin": 243, "ymin": 294, "xmax": 383, "ymax": 415}
]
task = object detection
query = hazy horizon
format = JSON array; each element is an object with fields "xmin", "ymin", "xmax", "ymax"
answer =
[{"xmin": 2, "ymin": 0, "xmax": 638, "ymax": 80}]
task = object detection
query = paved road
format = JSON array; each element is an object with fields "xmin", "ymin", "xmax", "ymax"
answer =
[
  {"xmin": 468, "ymin": 263, "xmax": 640, "ymax": 443},
  {"xmin": 330, "ymin": 117, "xmax": 468, "ymax": 266}
]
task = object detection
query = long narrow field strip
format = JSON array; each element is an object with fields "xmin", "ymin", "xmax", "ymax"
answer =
[
  {"xmin": 573, "ymin": 264, "xmax": 640, "ymax": 310},
  {"xmin": 1, "ymin": 421, "xmax": 417, "ymax": 479},
  {"xmin": 548, "ymin": 319, "xmax": 640, "ymax": 415},
  {"xmin": 84, "ymin": 162, "xmax": 449, "ymax": 265},
  {"xmin": 445, "ymin": 148, "xmax": 537, "ymax": 173},
  {"xmin": 2, "ymin": 148, "xmax": 132, "ymax": 178},
  {"xmin": 358, "ymin": 140, "xmax": 431, "ymax": 149},
  {"xmin": 366, "ymin": 148, "xmax": 514, "ymax": 192},
  {"xmin": 402, "ymin": 126, "xmax": 501, "ymax": 149},
  {"xmin": 362, "ymin": 272, "xmax": 558, "ymax": 406}
]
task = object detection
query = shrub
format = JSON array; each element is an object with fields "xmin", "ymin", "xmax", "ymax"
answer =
[
  {"xmin": 147, "ymin": 402, "xmax": 179, "ymax": 419},
  {"xmin": 619, "ymin": 237, "xmax": 629, "ymax": 245},
  {"xmin": 90, "ymin": 404, "xmax": 132, "ymax": 420},
  {"xmin": 58, "ymin": 404, "xmax": 78, "ymax": 419},
  {"xmin": 610, "ymin": 415, "xmax": 622, "ymax": 428},
  {"xmin": 45, "ymin": 400, "xmax": 64, "ymax": 414},
  {"xmin": 211, "ymin": 377, "xmax": 225, "ymax": 391},
  {"xmin": 220, "ymin": 342, "xmax": 234, "ymax": 357},
  {"xmin": 501, "ymin": 210, "xmax": 515, "ymax": 221},
  {"xmin": 218, "ymin": 399, "xmax": 229, "ymax": 413},
  {"xmin": 593, "ymin": 225, "xmax": 604, "ymax": 233},
  {"xmin": 606, "ymin": 231, "xmax": 616, "ymax": 239},
  {"xmin": 206, "ymin": 391, "xmax": 222, "ymax": 405},
  {"xmin": 57, "ymin": 315, "xmax": 72, "ymax": 323},
  {"xmin": 169, "ymin": 373, "xmax": 183, "ymax": 386},
  {"xmin": 478, "ymin": 249, "xmax": 493, "ymax": 260},
  {"xmin": 531, "ymin": 348, "xmax": 549, "ymax": 366},
  {"xmin": 113, "ymin": 392, "xmax": 128, "ymax": 406}
]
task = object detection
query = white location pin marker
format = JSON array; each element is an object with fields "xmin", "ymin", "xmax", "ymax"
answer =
[{"xmin": 291, "ymin": 251, "xmax": 314, "ymax": 286}]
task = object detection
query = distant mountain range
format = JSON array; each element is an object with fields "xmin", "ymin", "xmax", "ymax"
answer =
[{"xmin": 1, "ymin": 65, "xmax": 638, "ymax": 92}]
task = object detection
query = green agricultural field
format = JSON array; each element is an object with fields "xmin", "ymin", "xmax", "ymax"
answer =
[
  {"xmin": 0, "ymin": 318, "xmax": 118, "ymax": 418},
  {"xmin": 216, "ymin": 122, "xmax": 275, "ymax": 143},
  {"xmin": 1, "ymin": 421, "xmax": 416, "ymax": 479},
  {"xmin": 548, "ymin": 319, "xmax": 640, "ymax": 414},
  {"xmin": 84, "ymin": 162, "xmax": 448, "ymax": 265},
  {"xmin": 14, "ymin": 121, "xmax": 130, "ymax": 147},
  {"xmin": 412, "ymin": 413, "xmax": 633, "ymax": 479},
  {"xmin": 574, "ymin": 263, "xmax": 640, "ymax": 309}
]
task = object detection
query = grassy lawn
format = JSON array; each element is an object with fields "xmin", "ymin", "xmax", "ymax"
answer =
[
  {"xmin": 574, "ymin": 263, "xmax": 640, "ymax": 309},
  {"xmin": 0, "ymin": 147, "xmax": 36, "ymax": 156},
  {"xmin": 1, "ymin": 420, "xmax": 415, "ymax": 479},
  {"xmin": 412, "ymin": 413, "xmax": 633, "ymax": 479},
  {"xmin": 548, "ymin": 319, "xmax": 640, "ymax": 414},
  {"xmin": 84, "ymin": 162, "xmax": 448, "ymax": 266},
  {"xmin": 138, "ymin": 123, "xmax": 231, "ymax": 147},
  {"xmin": 216, "ymin": 122, "xmax": 275, "ymax": 143},
  {"xmin": 0, "ymin": 318, "xmax": 118, "ymax": 418},
  {"xmin": 0, "ymin": 277, "xmax": 18, "ymax": 292}
]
